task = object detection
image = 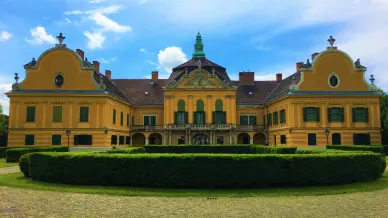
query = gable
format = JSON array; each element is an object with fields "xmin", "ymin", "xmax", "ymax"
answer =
[
  {"xmin": 165, "ymin": 69, "xmax": 235, "ymax": 90},
  {"xmin": 297, "ymin": 49, "xmax": 370, "ymax": 91},
  {"xmin": 18, "ymin": 46, "xmax": 99, "ymax": 91}
]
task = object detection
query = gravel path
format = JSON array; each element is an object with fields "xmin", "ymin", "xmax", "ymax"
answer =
[
  {"xmin": 1, "ymin": 185, "xmax": 388, "ymax": 217},
  {"xmin": 0, "ymin": 166, "xmax": 19, "ymax": 175}
]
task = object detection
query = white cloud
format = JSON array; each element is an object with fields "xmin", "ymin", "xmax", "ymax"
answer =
[
  {"xmin": 139, "ymin": 0, "xmax": 149, "ymax": 4},
  {"xmin": 89, "ymin": 12, "xmax": 131, "ymax": 33},
  {"xmin": 64, "ymin": 10, "xmax": 84, "ymax": 15},
  {"xmin": 84, "ymin": 31, "xmax": 106, "ymax": 49},
  {"xmin": 140, "ymin": 48, "xmax": 147, "ymax": 53},
  {"xmin": 0, "ymin": 31, "xmax": 12, "ymax": 42},
  {"xmin": 64, "ymin": 18, "xmax": 72, "ymax": 24},
  {"xmin": 0, "ymin": 75, "xmax": 14, "ymax": 115},
  {"xmin": 99, "ymin": 57, "xmax": 117, "ymax": 64},
  {"xmin": 25, "ymin": 26, "xmax": 56, "ymax": 45},
  {"xmin": 89, "ymin": 0, "xmax": 106, "ymax": 3},
  {"xmin": 157, "ymin": 46, "xmax": 187, "ymax": 73},
  {"xmin": 64, "ymin": 5, "xmax": 123, "ymax": 15}
]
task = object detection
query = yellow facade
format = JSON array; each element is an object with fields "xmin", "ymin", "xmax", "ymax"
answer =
[{"xmin": 5, "ymin": 34, "xmax": 382, "ymax": 147}]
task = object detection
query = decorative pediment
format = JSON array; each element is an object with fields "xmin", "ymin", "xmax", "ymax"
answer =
[{"xmin": 166, "ymin": 69, "xmax": 235, "ymax": 90}]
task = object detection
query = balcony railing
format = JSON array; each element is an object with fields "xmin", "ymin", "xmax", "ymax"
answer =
[
  {"xmin": 130, "ymin": 124, "xmax": 267, "ymax": 132},
  {"xmin": 236, "ymin": 124, "xmax": 266, "ymax": 132}
]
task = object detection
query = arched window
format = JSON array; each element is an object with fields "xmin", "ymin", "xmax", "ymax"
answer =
[
  {"xmin": 215, "ymin": 99, "xmax": 223, "ymax": 111},
  {"xmin": 177, "ymin": 100, "xmax": 185, "ymax": 111},
  {"xmin": 196, "ymin": 100, "xmax": 204, "ymax": 111}
]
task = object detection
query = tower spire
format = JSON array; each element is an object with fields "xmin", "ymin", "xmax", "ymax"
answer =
[{"xmin": 192, "ymin": 32, "xmax": 206, "ymax": 59}]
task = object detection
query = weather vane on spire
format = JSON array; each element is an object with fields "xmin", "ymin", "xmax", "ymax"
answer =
[
  {"xmin": 57, "ymin": 33, "xmax": 65, "ymax": 46},
  {"xmin": 327, "ymin": 36, "xmax": 337, "ymax": 50}
]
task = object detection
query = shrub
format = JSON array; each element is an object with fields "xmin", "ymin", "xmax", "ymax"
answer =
[
  {"xmin": 383, "ymin": 145, "xmax": 388, "ymax": 156},
  {"xmin": 144, "ymin": 145, "xmax": 252, "ymax": 154},
  {"xmin": 27, "ymin": 152, "xmax": 384, "ymax": 188},
  {"xmin": 251, "ymin": 145, "xmax": 297, "ymax": 154},
  {"xmin": 103, "ymin": 147, "xmax": 146, "ymax": 154},
  {"xmin": 19, "ymin": 153, "xmax": 32, "ymax": 177},
  {"xmin": 6, "ymin": 146, "xmax": 69, "ymax": 163},
  {"xmin": 326, "ymin": 145, "xmax": 383, "ymax": 154},
  {"xmin": 0, "ymin": 146, "xmax": 60, "ymax": 158}
]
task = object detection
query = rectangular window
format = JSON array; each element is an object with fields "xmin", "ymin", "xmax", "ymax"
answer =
[
  {"xmin": 52, "ymin": 135, "xmax": 62, "ymax": 145},
  {"xmin": 267, "ymin": 113, "xmax": 272, "ymax": 126},
  {"xmin": 280, "ymin": 135, "xmax": 287, "ymax": 144},
  {"xmin": 120, "ymin": 112, "xmax": 123, "ymax": 126},
  {"xmin": 352, "ymin": 107, "xmax": 369, "ymax": 122},
  {"xmin": 328, "ymin": 107, "xmax": 344, "ymax": 122},
  {"xmin": 212, "ymin": 111, "xmax": 226, "ymax": 124},
  {"xmin": 53, "ymin": 106, "xmax": 62, "ymax": 122},
  {"xmin": 26, "ymin": 106, "xmax": 36, "ymax": 122},
  {"xmin": 144, "ymin": 115, "xmax": 156, "ymax": 125},
  {"xmin": 113, "ymin": 109, "xmax": 116, "ymax": 124},
  {"xmin": 194, "ymin": 112, "xmax": 205, "ymax": 124},
  {"xmin": 126, "ymin": 114, "xmax": 129, "ymax": 126},
  {"xmin": 119, "ymin": 136, "xmax": 124, "ymax": 145},
  {"xmin": 125, "ymin": 136, "xmax": 130, "ymax": 144},
  {"xmin": 308, "ymin": 133, "xmax": 317, "ymax": 146},
  {"xmin": 25, "ymin": 135, "xmax": 35, "ymax": 146},
  {"xmin": 280, "ymin": 109, "xmax": 286, "ymax": 124},
  {"xmin": 79, "ymin": 107, "xmax": 89, "ymax": 122},
  {"xmin": 273, "ymin": 112, "xmax": 278, "ymax": 125},
  {"xmin": 240, "ymin": 115, "xmax": 256, "ymax": 125},
  {"xmin": 303, "ymin": 107, "xmax": 320, "ymax": 122},
  {"xmin": 175, "ymin": 111, "xmax": 188, "ymax": 124}
]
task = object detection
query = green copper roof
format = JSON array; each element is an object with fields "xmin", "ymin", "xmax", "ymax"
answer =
[{"xmin": 192, "ymin": 32, "xmax": 206, "ymax": 59}]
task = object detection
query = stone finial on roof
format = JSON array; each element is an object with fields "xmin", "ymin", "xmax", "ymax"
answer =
[
  {"xmin": 23, "ymin": 58, "xmax": 37, "ymax": 69},
  {"xmin": 57, "ymin": 33, "xmax": 65, "ymax": 45},
  {"xmin": 369, "ymin": 74, "xmax": 378, "ymax": 91},
  {"xmin": 355, "ymin": 58, "xmax": 366, "ymax": 69},
  {"xmin": 99, "ymin": 75, "xmax": 106, "ymax": 91},
  {"xmin": 327, "ymin": 36, "xmax": 337, "ymax": 50},
  {"xmin": 12, "ymin": 73, "xmax": 20, "ymax": 90}
]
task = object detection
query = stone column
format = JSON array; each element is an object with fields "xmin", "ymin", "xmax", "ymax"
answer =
[
  {"xmin": 145, "ymin": 136, "xmax": 149, "ymax": 146},
  {"xmin": 250, "ymin": 136, "xmax": 253, "ymax": 145},
  {"xmin": 346, "ymin": 102, "xmax": 351, "ymax": 128},
  {"xmin": 169, "ymin": 131, "xmax": 172, "ymax": 145},
  {"xmin": 229, "ymin": 130, "xmax": 232, "ymax": 144},
  {"xmin": 130, "ymin": 135, "xmax": 133, "ymax": 146},
  {"xmin": 321, "ymin": 103, "xmax": 327, "ymax": 127}
]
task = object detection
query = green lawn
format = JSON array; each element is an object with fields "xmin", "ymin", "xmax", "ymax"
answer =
[
  {"xmin": 0, "ymin": 158, "xmax": 18, "ymax": 168},
  {"xmin": 0, "ymin": 171, "xmax": 387, "ymax": 198}
]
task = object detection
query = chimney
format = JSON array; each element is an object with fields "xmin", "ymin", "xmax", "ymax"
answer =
[
  {"xmin": 311, "ymin": 52, "xmax": 319, "ymax": 60},
  {"xmin": 151, "ymin": 71, "xmax": 158, "ymax": 82},
  {"xmin": 93, "ymin": 61, "xmax": 100, "ymax": 73},
  {"xmin": 105, "ymin": 70, "xmax": 111, "ymax": 80},
  {"xmin": 76, "ymin": 49, "xmax": 84, "ymax": 60},
  {"xmin": 296, "ymin": 62, "xmax": 304, "ymax": 72},
  {"xmin": 239, "ymin": 72, "xmax": 255, "ymax": 85},
  {"xmin": 276, "ymin": 73, "xmax": 282, "ymax": 83}
]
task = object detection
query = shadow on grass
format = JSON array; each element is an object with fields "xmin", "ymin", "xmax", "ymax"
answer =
[{"xmin": 1, "ymin": 171, "xmax": 388, "ymax": 198}]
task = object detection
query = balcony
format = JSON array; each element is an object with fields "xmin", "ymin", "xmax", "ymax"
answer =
[
  {"xmin": 236, "ymin": 124, "xmax": 266, "ymax": 132},
  {"xmin": 131, "ymin": 125, "xmax": 164, "ymax": 132},
  {"xmin": 165, "ymin": 123, "xmax": 234, "ymax": 131}
]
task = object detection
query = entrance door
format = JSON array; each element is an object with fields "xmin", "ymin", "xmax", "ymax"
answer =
[
  {"xmin": 308, "ymin": 133, "xmax": 317, "ymax": 146},
  {"xmin": 242, "ymin": 135, "xmax": 249, "ymax": 144},
  {"xmin": 353, "ymin": 133, "xmax": 371, "ymax": 145},
  {"xmin": 332, "ymin": 133, "xmax": 341, "ymax": 145},
  {"xmin": 192, "ymin": 134, "xmax": 209, "ymax": 145}
]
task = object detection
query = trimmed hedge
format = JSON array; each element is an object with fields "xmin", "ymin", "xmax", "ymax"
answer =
[
  {"xmin": 383, "ymin": 145, "xmax": 388, "ymax": 156},
  {"xmin": 103, "ymin": 147, "xmax": 146, "ymax": 154},
  {"xmin": 19, "ymin": 153, "xmax": 32, "ymax": 177},
  {"xmin": 251, "ymin": 145, "xmax": 297, "ymax": 154},
  {"xmin": 27, "ymin": 152, "xmax": 385, "ymax": 188},
  {"xmin": 326, "ymin": 145, "xmax": 383, "ymax": 154},
  {"xmin": 144, "ymin": 145, "xmax": 252, "ymax": 154},
  {"xmin": 6, "ymin": 146, "xmax": 69, "ymax": 163},
  {"xmin": 1, "ymin": 146, "xmax": 62, "ymax": 158}
]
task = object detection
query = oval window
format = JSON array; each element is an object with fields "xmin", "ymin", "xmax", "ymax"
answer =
[
  {"xmin": 55, "ymin": 74, "xmax": 64, "ymax": 87},
  {"xmin": 329, "ymin": 75, "xmax": 339, "ymax": 87}
]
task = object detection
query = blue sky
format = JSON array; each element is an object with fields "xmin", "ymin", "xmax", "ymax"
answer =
[{"xmin": 0, "ymin": 0, "xmax": 387, "ymax": 115}]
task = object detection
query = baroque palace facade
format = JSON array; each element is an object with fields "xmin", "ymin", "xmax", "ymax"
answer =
[{"xmin": 6, "ymin": 33, "xmax": 382, "ymax": 147}]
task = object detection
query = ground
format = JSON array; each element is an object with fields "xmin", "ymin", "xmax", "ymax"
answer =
[{"xmin": 0, "ymin": 159, "xmax": 18, "ymax": 168}]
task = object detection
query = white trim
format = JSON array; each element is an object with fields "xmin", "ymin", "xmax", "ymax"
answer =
[{"xmin": 328, "ymin": 72, "xmax": 340, "ymax": 88}]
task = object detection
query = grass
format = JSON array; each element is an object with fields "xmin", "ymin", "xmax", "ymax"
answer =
[
  {"xmin": 0, "ymin": 171, "xmax": 387, "ymax": 198},
  {"xmin": 0, "ymin": 158, "xmax": 18, "ymax": 168}
]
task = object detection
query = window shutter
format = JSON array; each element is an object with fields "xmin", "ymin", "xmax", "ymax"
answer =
[
  {"xmin": 212, "ymin": 111, "xmax": 216, "ymax": 124},
  {"xmin": 193, "ymin": 112, "xmax": 197, "ymax": 124},
  {"xmin": 174, "ymin": 112, "xmax": 178, "ymax": 124},
  {"xmin": 151, "ymin": 116, "xmax": 156, "ymax": 125},
  {"xmin": 365, "ymin": 108, "xmax": 369, "ymax": 122},
  {"xmin": 340, "ymin": 108, "xmax": 345, "ymax": 122},
  {"xmin": 352, "ymin": 108, "xmax": 356, "ymax": 123},
  {"xmin": 252, "ymin": 116, "xmax": 257, "ymax": 125},
  {"xmin": 316, "ymin": 107, "xmax": 320, "ymax": 122},
  {"xmin": 303, "ymin": 107, "xmax": 307, "ymax": 122},
  {"xmin": 144, "ymin": 116, "xmax": 149, "ymax": 125},
  {"xmin": 240, "ymin": 116, "xmax": 244, "ymax": 124},
  {"xmin": 184, "ymin": 111, "xmax": 188, "ymax": 124},
  {"xmin": 203, "ymin": 112, "xmax": 206, "ymax": 124},
  {"xmin": 74, "ymin": 135, "xmax": 78, "ymax": 145},
  {"xmin": 223, "ymin": 112, "xmax": 227, "ymax": 124},
  {"xmin": 127, "ymin": 114, "xmax": 129, "ymax": 126},
  {"xmin": 328, "ymin": 108, "xmax": 332, "ymax": 122}
]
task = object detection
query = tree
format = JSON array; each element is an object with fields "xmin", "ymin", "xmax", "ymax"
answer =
[{"xmin": 379, "ymin": 89, "xmax": 388, "ymax": 145}]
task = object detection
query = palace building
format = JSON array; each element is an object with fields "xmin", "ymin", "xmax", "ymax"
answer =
[{"xmin": 5, "ymin": 33, "xmax": 382, "ymax": 147}]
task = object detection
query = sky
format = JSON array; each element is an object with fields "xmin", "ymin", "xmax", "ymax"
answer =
[{"xmin": 0, "ymin": 0, "xmax": 387, "ymax": 115}]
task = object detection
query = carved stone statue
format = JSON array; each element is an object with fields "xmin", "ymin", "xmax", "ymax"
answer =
[
  {"xmin": 83, "ymin": 58, "xmax": 93, "ymax": 68},
  {"xmin": 197, "ymin": 59, "xmax": 202, "ymax": 69},
  {"xmin": 24, "ymin": 58, "xmax": 37, "ymax": 69},
  {"xmin": 99, "ymin": 75, "xmax": 106, "ymax": 91},
  {"xmin": 304, "ymin": 59, "xmax": 312, "ymax": 68},
  {"xmin": 355, "ymin": 59, "xmax": 365, "ymax": 68}
]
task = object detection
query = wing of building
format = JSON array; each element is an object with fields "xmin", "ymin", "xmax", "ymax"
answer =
[{"xmin": 5, "ymin": 33, "xmax": 382, "ymax": 146}]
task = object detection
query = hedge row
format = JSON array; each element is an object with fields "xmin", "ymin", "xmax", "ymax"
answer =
[
  {"xmin": 25, "ymin": 152, "xmax": 385, "ymax": 188},
  {"xmin": 102, "ymin": 147, "xmax": 146, "ymax": 154},
  {"xmin": 144, "ymin": 145, "xmax": 252, "ymax": 154},
  {"xmin": 6, "ymin": 146, "xmax": 69, "ymax": 163},
  {"xmin": 0, "ymin": 146, "xmax": 63, "ymax": 158},
  {"xmin": 251, "ymin": 146, "xmax": 297, "ymax": 154},
  {"xmin": 326, "ymin": 145, "xmax": 383, "ymax": 154}
]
